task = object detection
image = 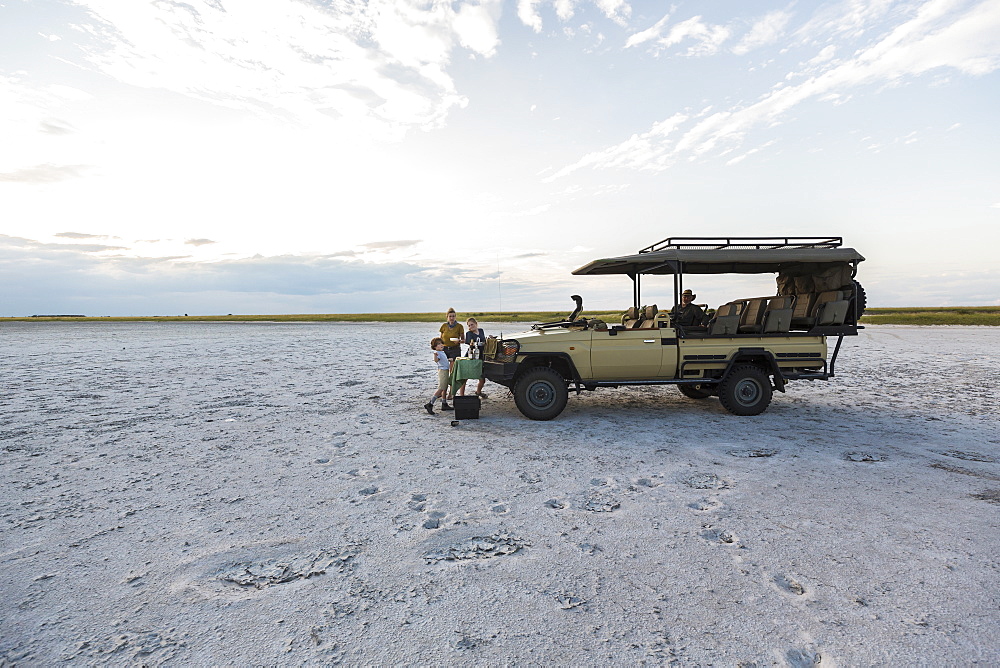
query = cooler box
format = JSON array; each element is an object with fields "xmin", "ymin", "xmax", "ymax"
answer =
[{"xmin": 453, "ymin": 396, "xmax": 481, "ymax": 420}]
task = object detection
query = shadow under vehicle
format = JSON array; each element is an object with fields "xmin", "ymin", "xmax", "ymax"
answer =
[{"xmin": 482, "ymin": 236, "xmax": 867, "ymax": 420}]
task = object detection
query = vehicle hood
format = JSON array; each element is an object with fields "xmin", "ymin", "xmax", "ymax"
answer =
[{"xmin": 501, "ymin": 327, "xmax": 592, "ymax": 345}]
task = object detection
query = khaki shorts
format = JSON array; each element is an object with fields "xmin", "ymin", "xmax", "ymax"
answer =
[{"xmin": 437, "ymin": 368, "xmax": 450, "ymax": 391}]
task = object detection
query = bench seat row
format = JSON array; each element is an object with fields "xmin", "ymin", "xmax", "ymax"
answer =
[
  {"xmin": 613, "ymin": 288, "xmax": 853, "ymax": 336},
  {"xmin": 710, "ymin": 289, "xmax": 852, "ymax": 335}
]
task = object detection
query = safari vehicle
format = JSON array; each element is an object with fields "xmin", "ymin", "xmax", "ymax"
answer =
[{"xmin": 482, "ymin": 236, "xmax": 866, "ymax": 420}]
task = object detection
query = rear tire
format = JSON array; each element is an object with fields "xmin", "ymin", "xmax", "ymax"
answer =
[
  {"xmin": 678, "ymin": 383, "xmax": 715, "ymax": 399},
  {"xmin": 513, "ymin": 367, "xmax": 569, "ymax": 421},
  {"xmin": 718, "ymin": 364, "xmax": 772, "ymax": 416}
]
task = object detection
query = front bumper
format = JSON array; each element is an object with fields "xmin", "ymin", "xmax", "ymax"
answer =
[{"xmin": 483, "ymin": 360, "xmax": 518, "ymax": 385}]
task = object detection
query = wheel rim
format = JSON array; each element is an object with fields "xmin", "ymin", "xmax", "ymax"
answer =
[
  {"xmin": 527, "ymin": 380, "xmax": 556, "ymax": 409},
  {"xmin": 734, "ymin": 378, "xmax": 762, "ymax": 406}
]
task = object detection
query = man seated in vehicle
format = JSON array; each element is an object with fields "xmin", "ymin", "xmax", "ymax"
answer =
[{"xmin": 672, "ymin": 289, "xmax": 706, "ymax": 327}]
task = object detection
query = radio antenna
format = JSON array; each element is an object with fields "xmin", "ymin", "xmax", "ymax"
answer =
[{"xmin": 497, "ymin": 252, "xmax": 503, "ymax": 339}]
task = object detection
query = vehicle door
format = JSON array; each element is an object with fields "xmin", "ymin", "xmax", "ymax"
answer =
[{"xmin": 590, "ymin": 328, "xmax": 677, "ymax": 380}]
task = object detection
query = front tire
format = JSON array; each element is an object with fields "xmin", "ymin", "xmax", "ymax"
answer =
[
  {"xmin": 718, "ymin": 364, "xmax": 772, "ymax": 416},
  {"xmin": 678, "ymin": 383, "xmax": 715, "ymax": 399},
  {"xmin": 513, "ymin": 367, "xmax": 568, "ymax": 421}
]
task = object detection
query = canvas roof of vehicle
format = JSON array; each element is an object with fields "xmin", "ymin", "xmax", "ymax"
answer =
[{"xmin": 572, "ymin": 247, "xmax": 866, "ymax": 276}]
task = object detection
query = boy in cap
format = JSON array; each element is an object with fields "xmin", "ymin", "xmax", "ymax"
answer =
[{"xmin": 424, "ymin": 337, "xmax": 452, "ymax": 414}]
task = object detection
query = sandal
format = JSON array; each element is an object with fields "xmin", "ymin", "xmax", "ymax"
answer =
[{"xmin": 476, "ymin": 392, "xmax": 489, "ymax": 399}]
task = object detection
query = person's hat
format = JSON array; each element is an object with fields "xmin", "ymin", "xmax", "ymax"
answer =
[{"xmin": 682, "ymin": 289, "xmax": 696, "ymax": 299}]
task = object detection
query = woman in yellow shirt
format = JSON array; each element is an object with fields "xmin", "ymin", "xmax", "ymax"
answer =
[{"xmin": 438, "ymin": 308, "xmax": 464, "ymax": 403}]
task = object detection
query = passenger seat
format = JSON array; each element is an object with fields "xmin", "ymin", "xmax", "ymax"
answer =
[
  {"xmin": 710, "ymin": 302, "xmax": 743, "ymax": 336},
  {"xmin": 761, "ymin": 295, "xmax": 795, "ymax": 333},
  {"xmin": 737, "ymin": 298, "xmax": 768, "ymax": 333},
  {"xmin": 638, "ymin": 305, "xmax": 659, "ymax": 329},
  {"xmin": 815, "ymin": 290, "xmax": 849, "ymax": 326},
  {"xmin": 790, "ymin": 293, "xmax": 817, "ymax": 329}
]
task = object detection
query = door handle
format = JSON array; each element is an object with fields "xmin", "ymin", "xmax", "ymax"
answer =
[{"xmin": 644, "ymin": 339, "xmax": 655, "ymax": 343}]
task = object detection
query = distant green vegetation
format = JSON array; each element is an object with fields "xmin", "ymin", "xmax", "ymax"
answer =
[
  {"xmin": 860, "ymin": 306, "xmax": 1000, "ymax": 326},
  {"xmin": 1, "ymin": 312, "xmax": 587, "ymax": 324},
  {"xmin": 5, "ymin": 306, "xmax": 997, "ymax": 325}
]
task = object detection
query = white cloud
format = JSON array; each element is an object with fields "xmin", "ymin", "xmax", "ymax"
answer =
[
  {"xmin": 807, "ymin": 44, "xmax": 838, "ymax": 67},
  {"xmin": 625, "ymin": 12, "xmax": 672, "ymax": 48},
  {"xmin": 593, "ymin": 183, "xmax": 630, "ymax": 195},
  {"xmin": 0, "ymin": 234, "xmax": 570, "ymax": 315},
  {"xmin": 39, "ymin": 119, "xmax": 76, "ymax": 135},
  {"xmin": 794, "ymin": 0, "xmax": 897, "ymax": 43},
  {"xmin": 545, "ymin": 112, "xmax": 689, "ymax": 180},
  {"xmin": 0, "ymin": 75, "xmax": 109, "ymax": 178},
  {"xmin": 518, "ymin": 0, "xmax": 544, "ymax": 32},
  {"xmin": 55, "ymin": 232, "xmax": 111, "ymax": 240},
  {"xmin": 724, "ymin": 140, "xmax": 777, "ymax": 166},
  {"xmin": 554, "ymin": 0, "xmax": 577, "ymax": 22},
  {"xmin": 0, "ymin": 163, "xmax": 88, "ymax": 183},
  {"xmin": 453, "ymin": 1, "xmax": 503, "ymax": 57},
  {"xmin": 594, "ymin": 0, "xmax": 631, "ymax": 27},
  {"xmin": 733, "ymin": 10, "xmax": 793, "ymax": 55},
  {"xmin": 66, "ymin": 0, "xmax": 503, "ymax": 139},
  {"xmin": 864, "ymin": 0, "xmax": 1000, "ymax": 77},
  {"xmin": 518, "ymin": 0, "xmax": 630, "ymax": 32},
  {"xmin": 360, "ymin": 240, "xmax": 423, "ymax": 251},
  {"xmin": 558, "ymin": 0, "xmax": 1000, "ymax": 174},
  {"xmin": 626, "ymin": 15, "xmax": 731, "ymax": 56}
]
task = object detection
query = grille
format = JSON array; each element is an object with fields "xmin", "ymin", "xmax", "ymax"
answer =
[{"xmin": 483, "ymin": 337, "xmax": 518, "ymax": 363}]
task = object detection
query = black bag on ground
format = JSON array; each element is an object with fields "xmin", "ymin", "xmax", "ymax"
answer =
[{"xmin": 453, "ymin": 396, "xmax": 481, "ymax": 419}]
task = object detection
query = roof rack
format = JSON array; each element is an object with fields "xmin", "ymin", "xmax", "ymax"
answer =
[{"xmin": 639, "ymin": 236, "xmax": 843, "ymax": 254}]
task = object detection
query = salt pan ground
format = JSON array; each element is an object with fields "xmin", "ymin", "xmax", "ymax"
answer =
[{"xmin": 1, "ymin": 322, "xmax": 997, "ymax": 665}]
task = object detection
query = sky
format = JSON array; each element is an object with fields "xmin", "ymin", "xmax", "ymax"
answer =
[{"xmin": 2, "ymin": 0, "xmax": 999, "ymax": 316}]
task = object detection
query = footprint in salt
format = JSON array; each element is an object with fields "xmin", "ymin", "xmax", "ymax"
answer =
[{"xmin": 774, "ymin": 573, "xmax": 808, "ymax": 597}]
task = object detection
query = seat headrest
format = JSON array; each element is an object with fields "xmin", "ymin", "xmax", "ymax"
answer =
[
  {"xmin": 717, "ymin": 302, "xmax": 741, "ymax": 317},
  {"xmin": 644, "ymin": 305, "xmax": 658, "ymax": 319},
  {"xmin": 769, "ymin": 296, "xmax": 794, "ymax": 309}
]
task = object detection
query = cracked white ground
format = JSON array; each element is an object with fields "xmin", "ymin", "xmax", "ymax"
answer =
[{"xmin": 1, "ymin": 322, "xmax": 997, "ymax": 665}]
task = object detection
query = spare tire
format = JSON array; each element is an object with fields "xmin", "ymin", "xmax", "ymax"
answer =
[{"xmin": 853, "ymin": 280, "xmax": 867, "ymax": 319}]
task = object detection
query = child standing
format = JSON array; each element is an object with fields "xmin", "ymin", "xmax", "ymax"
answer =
[{"xmin": 425, "ymin": 337, "xmax": 452, "ymax": 414}]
